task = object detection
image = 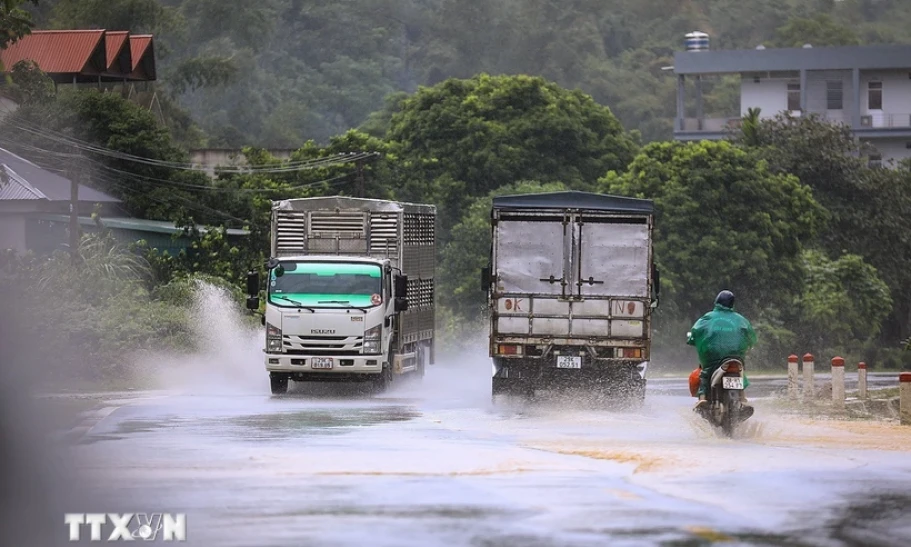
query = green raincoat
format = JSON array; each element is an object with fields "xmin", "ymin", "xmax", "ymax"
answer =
[{"xmin": 687, "ymin": 303, "xmax": 757, "ymax": 396}]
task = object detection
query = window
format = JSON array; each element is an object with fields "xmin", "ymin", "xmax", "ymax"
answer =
[
  {"xmin": 868, "ymin": 153, "xmax": 883, "ymax": 169},
  {"xmin": 868, "ymin": 81, "xmax": 883, "ymax": 110},
  {"xmin": 787, "ymin": 83, "xmax": 801, "ymax": 111},
  {"xmin": 268, "ymin": 262, "xmax": 383, "ymax": 308},
  {"xmin": 827, "ymin": 80, "xmax": 843, "ymax": 110}
]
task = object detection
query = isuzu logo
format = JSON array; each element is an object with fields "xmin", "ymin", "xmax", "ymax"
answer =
[{"xmin": 311, "ymin": 329, "xmax": 336, "ymax": 334}]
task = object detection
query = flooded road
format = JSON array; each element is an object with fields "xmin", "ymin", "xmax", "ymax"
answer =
[{"xmin": 46, "ymin": 361, "xmax": 911, "ymax": 547}]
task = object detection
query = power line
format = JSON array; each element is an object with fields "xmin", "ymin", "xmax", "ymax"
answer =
[
  {"xmin": 7, "ymin": 120, "xmax": 381, "ymax": 173},
  {"xmin": 89, "ymin": 158, "xmax": 356, "ymax": 193}
]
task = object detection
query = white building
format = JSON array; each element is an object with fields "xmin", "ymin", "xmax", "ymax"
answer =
[{"xmin": 673, "ymin": 40, "xmax": 911, "ymax": 167}]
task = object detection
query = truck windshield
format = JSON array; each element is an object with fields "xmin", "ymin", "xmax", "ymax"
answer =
[{"xmin": 268, "ymin": 262, "xmax": 383, "ymax": 308}]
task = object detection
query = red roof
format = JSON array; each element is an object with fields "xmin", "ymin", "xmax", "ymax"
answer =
[
  {"xmin": 105, "ymin": 30, "xmax": 129, "ymax": 71},
  {"xmin": 0, "ymin": 30, "xmax": 105, "ymax": 74},
  {"xmin": 129, "ymin": 35, "xmax": 153, "ymax": 71}
]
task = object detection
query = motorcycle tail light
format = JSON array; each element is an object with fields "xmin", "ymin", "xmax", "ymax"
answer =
[{"xmin": 724, "ymin": 362, "xmax": 742, "ymax": 373}]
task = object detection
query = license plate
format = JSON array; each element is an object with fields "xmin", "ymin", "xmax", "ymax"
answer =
[
  {"xmin": 311, "ymin": 358, "xmax": 334, "ymax": 370},
  {"xmin": 722, "ymin": 376, "xmax": 744, "ymax": 390},
  {"xmin": 556, "ymin": 356, "xmax": 582, "ymax": 369}
]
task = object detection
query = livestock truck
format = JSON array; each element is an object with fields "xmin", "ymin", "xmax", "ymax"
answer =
[
  {"xmin": 245, "ymin": 196, "xmax": 437, "ymax": 395},
  {"xmin": 481, "ymin": 191, "xmax": 659, "ymax": 403}
]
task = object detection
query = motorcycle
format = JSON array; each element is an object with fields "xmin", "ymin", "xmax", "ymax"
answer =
[
  {"xmin": 687, "ymin": 332, "xmax": 754, "ymax": 437},
  {"xmin": 702, "ymin": 357, "xmax": 753, "ymax": 437}
]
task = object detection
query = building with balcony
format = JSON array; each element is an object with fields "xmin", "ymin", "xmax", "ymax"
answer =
[{"xmin": 673, "ymin": 40, "xmax": 911, "ymax": 167}]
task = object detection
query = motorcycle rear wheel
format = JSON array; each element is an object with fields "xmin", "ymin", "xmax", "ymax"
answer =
[{"xmin": 720, "ymin": 389, "xmax": 740, "ymax": 437}]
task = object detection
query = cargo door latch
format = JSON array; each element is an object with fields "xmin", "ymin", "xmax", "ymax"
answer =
[{"xmin": 540, "ymin": 275, "xmax": 567, "ymax": 287}]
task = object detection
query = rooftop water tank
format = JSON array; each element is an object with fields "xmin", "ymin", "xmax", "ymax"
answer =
[{"xmin": 685, "ymin": 31, "xmax": 710, "ymax": 52}]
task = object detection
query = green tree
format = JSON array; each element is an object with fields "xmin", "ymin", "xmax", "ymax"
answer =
[
  {"xmin": 0, "ymin": 90, "xmax": 216, "ymax": 221},
  {"xmin": 732, "ymin": 113, "xmax": 911, "ymax": 342},
  {"xmin": 773, "ymin": 14, "xmax": 860, "ymax": 47},
  {"xmin": 796, "ymin": 249, "xmax": 892, "ymax": 350},
  {"xmin": 387, "ymin": 73, "xmax": 638, "ymax": 235},
  {"xmin": 600, "ymin": 140, "xmax": 823, "ymax": 321},
  {"xmin": 5, "ymin": 59, "xmax": 54, "ymax": 105},
  {"xmin": 50, "ymin": 0, "xmax": 171, "ymax": 33},
  {"xmin": 0, "ymin": 0, "xmax": 38, "ymax": 70}
]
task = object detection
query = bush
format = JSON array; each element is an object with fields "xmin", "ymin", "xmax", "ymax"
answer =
[{"xmin": 4, "ymin": 233, "xmax": 244, "ymax": 385}]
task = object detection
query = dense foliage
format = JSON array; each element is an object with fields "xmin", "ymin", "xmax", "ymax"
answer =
[
  {"xmin": 386, "ymin": 73, "xmax": 637, "ymax": 234},
  {"xmin": 19, "ymin": 0, "xmax": 911, "ymax": 147},
  {"xmin": 601, "ymin": 140, "xmax": 823, "ymax": 320}
]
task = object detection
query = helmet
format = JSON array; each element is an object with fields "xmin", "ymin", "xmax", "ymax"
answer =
[{"xmin": 715, "ymin": 290, "xmax": 735, "ymax": 308}]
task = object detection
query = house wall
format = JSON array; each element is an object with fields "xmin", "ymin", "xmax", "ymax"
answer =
[
  {"xmin": 0, "ymin": 215, "xmax": 27, "ymax": 252},
  {"xmin": 859, "ymin": 70, "xmax": 911, "ymax": 127},
  {"xmin": 864, "ymin": 138, "xmax": 911, "ymax": 165},
  {"xmin": 190, "ymin": 148, "xmax": 296, "ymax": 177},
  {"xmin": 740, "ymin": 77, "xmax": 789, "ymax": 117}
]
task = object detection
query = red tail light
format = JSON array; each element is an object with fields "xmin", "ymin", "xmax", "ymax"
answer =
[
  {"xmin": 723, "ymin": 361, "xmax": 742, "ymax": 373},
  {"xmin": 498, "ymin": 344, "xmax": 521, "ymax": 355}
]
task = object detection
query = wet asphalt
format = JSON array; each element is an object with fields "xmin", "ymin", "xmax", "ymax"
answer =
[{"xmin": 39, "ymin": 369, "xmax": 911, "ymax": 547}]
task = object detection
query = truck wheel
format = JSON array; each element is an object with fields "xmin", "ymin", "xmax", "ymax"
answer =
[
  {"xmin": 415, "ymin": 344, "xmax": 427, "ymax": 379},
  {"xmin": 626, "ymin": 378, "xmax": 646, "ymax": 408},
  {"xmin": 492, "ymin": 378, "xmax": 534, "ymax": 403},
  {"xmin": 270, "ymin": 373, "xmax": 289, "ymax": 395},
  {"xmin": 371, "ymin": 365, "xmax": 393, "ymax": 395}
]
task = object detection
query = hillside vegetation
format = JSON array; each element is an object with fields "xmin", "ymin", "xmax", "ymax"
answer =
[{"xmin": 24, "ymin": 0, "xmax": 911, "ymax": 147}]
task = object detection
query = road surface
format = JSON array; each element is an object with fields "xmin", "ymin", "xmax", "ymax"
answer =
[{"xmin": 34, "ymin": 361, "xmax": 911, "ymax": 547}]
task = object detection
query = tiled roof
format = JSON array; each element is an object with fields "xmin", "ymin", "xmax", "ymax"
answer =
[
  {"xmin": 0, "ymin": 164, "xmax": 47, "ymax": 200},
  {"xmin": 104, "ymin": 30, "xmax": 130, "ymax": 72},
  {"xmin": 128, "ymin": 35, "xmax": 156, "ymax": 80},
  {"xmin": 0, "ymin": 30, "xmax": 105, "ymax": 74},
  {"xmin": 129, "ymin": 35, "xmax": 153, "ymax": 71}
]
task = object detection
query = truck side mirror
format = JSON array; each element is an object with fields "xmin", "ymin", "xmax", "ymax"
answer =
[
  {"xmin": 246, "ymin": 270, "xmax": 260, "ymax": 296},
  {"xmin": 394, "ymin": 274, "xmax": 408, "ymax": 298},
  {"xmin": 246, "ymin": 296, "xmax": 260, "ymax": 310},
  {"xmin": 394, "ymin": 274, "xmax": 409, "ymax": 312},
  {"xmin": 651, "ymin": 265, "xmax": 660, "ymax": 308},
  {"xmin": 481, "ymin": 266, "xmax": 491, "ymax": 292}
]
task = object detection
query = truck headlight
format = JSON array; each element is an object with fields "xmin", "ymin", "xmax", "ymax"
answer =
[
  {"xmin": 267, "ymin": 323, "xmax": 282, "ymax": 353},
  {"xmin": 363, "ymin": 325, "xmax": 381, "ymax": 354}
]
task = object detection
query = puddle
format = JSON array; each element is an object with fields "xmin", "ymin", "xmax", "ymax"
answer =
[{"xmin": 227, "ymin": 406, "xmax": 422, "ymax": 440}]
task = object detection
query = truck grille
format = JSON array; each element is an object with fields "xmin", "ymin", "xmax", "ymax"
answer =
[{"xmin": 282, "ymin": 335, "xmax": 364, "ymax": 354}]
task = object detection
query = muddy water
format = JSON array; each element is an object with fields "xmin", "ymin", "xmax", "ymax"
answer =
[{"xmin": 51, "ymin": 285, "xmax": 911, "ymax": 546}]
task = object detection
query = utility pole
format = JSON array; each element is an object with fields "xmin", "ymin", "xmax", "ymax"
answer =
[
  {"xmin": 355, "ymin": 159, "xmax": 366, "ymax": 198},
  {"xmin": 68, "ymin": 153, "xmax": 81, "ymax": 264}
]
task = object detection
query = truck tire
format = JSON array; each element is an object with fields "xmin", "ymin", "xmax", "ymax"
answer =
[
  {"xmin": 371, "ymin": 364, "xmax": 393, "ymax": 395},
  {"xmin": 270, "ymin": 372, "xmax": 289, "ymax": 395},
  {"xmin": 627, "ymin": 379, "xmax": 646, "ymax": 410},
  {"xmin": 415, "ymin": 344, "xmax": 427, "ymax": 379},
  {"xmin": 492, "ymin": 378, "xmax": 534, "ymax": 403}
]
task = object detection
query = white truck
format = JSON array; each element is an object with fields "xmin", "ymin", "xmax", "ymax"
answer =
[
  {"xmin": 481, "ymin": 191, "xmax": 659, "ymax": 403},
  {"xmin": 245, "ymin": 196, "xmax": 436, "ymax": 395}
]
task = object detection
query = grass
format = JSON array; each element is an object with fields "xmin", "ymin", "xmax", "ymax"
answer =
[{"xmin": 852, "ymin": 386, "xmax": 899, "ymax": 399}]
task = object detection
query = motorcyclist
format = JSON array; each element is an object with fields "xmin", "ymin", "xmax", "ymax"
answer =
[{"xmin": 687, "ymin": 290, "xmax": 756, "ymax": 417}]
